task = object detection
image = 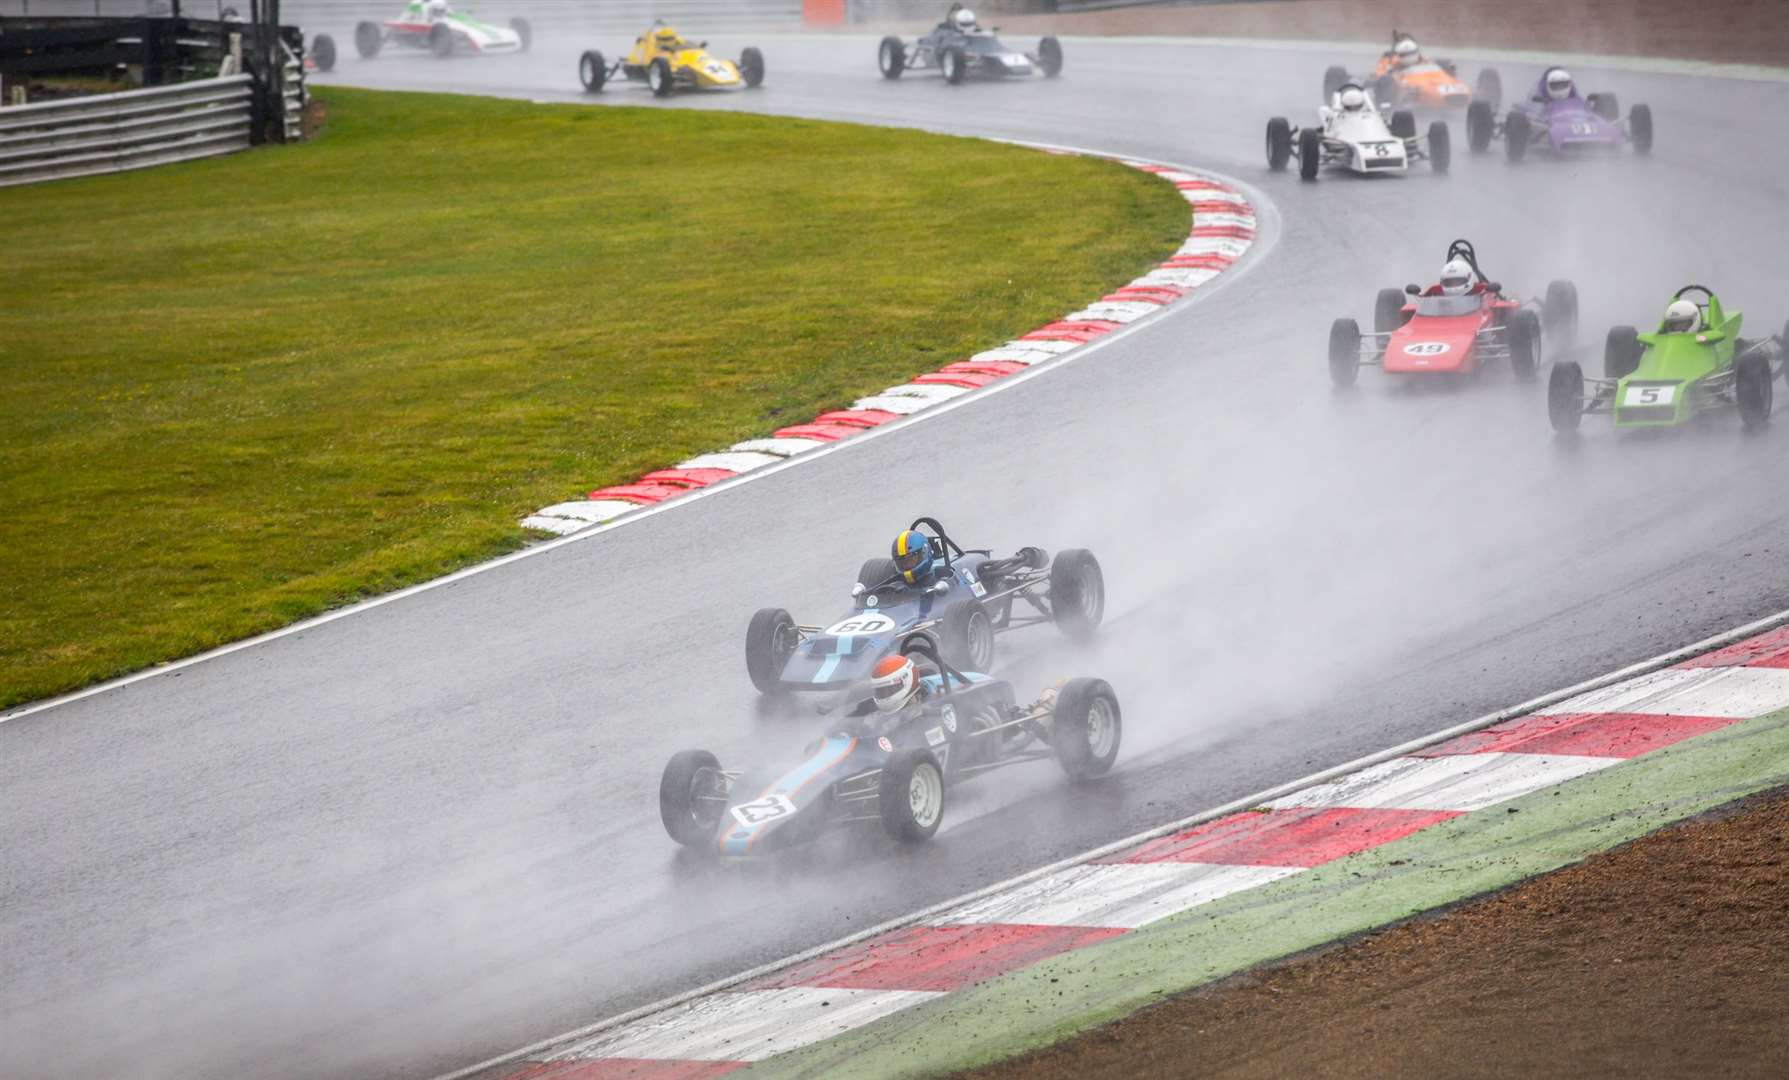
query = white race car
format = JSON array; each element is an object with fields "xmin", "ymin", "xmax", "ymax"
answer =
[
  {"xmin": 354, "ymin": 0, "xmax": 529, "ymax": 60},
  {"xmin": 1266, "ymin": 84, "xmax": 1450, "ymax": 181}
]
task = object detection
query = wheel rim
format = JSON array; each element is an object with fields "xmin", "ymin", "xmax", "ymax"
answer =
[
  {"xmin": 688, "ymin": 767, "xmax": 725, "ymax": 831},
  {"xmin": 880, "ymin": 42, "xmax": 893, "ymax": 71},
  {"xmin": 772, "ymin": 621, "xmax": 798, "ymax": 666},
  {"xmin": 581, "ymin": 57, "xmax": 594, "ymax": 84},
  {"xmin": 968, "ymin": 612, "xmax": 994, "ymax": 670},
  {"xmin": 1072, "ymin": 566, "xmax": 1103, "ymax": 624},
  {"xmin": 650, "ymin": 66, "xmax": 663, "ymax": 91},
  {"xmin": 908, "ymin": 763, "xmax": 943, "ymax": 828},
  {"xmin": 1084, "ymin": 697, "xmax": 1117, "ymax": 760}
]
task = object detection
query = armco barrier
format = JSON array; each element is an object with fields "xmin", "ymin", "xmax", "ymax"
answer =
[{"xmin": 0, "ymin": 72, "xmax": 252, "ymax": 186}]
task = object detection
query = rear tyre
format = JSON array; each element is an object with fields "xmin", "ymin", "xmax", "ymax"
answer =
[
  {"xmin": 1588, "ymin": 92, "xmax": 1619, "ymax": 121},
  {"xmin": 1476, "ymin": 67, "xmax": 1503, "ymax": 108},
  {"xmin": 1508, "ymin": 308, "xmax": 1542, "ymax": 379},
  {"xmin": 428, "ymin": 22, "xmax": 454, "ymax": 59},
  {"xmin": 879, "ymin": 750, "xmax": 945, "ymax": 842},
  {"xmin": 1549, "ymin": 361, "xmax": 1586, "ymax": 433},
  {"xmin": 940, "ymin": 601, "xmax": 995, "ymax": 673},
  {"xmin": 1265, "ymin": 117, "xmax": 1292, "ymax": 171},
  {"xmin": 1544, "ymin": 280, "xmax": 1580, "ymax": 348},
  {"xmin": 1323, "ymin": 64, "xmax": 1348, "ymax": 99},
  {"xmin": 1466, "ymin": 100, "xmax": 1494, "ymax": 152},
  {"xmin": 1329, "ymin": 317, "xmax": 1362, "ymax": 387},
  {"xmin": 578, "ymin": 49, "xmax": 608, "ymax": 92},
  {"xmin": 739, "ymin": 46, "xmax": 765, "ymax": 88},
  {"xmin": 1298, "ymin": 127, "xmax": 1322, "ymax": 181},
  {"xmin": 745, "ymin": 607, "xmax": 798, "ymax": 694},
  {"xmin": 660, "ymin": 750, "xmax": 726, "ymax": 848},
  {"xmin": 1505, "ymin": 109, "xmax": 1530, "ymax": 162},
  {"xmin": 310, "ymin": 34, "xmax": 336, "ymax": 72},
  {"xmin": 510, "ymin": 17, "xmax": 531, "ymax": 53},
  {"xmin": 857, "ymin": 556, "xmax": 898, "ymax": 592},
  {"xmin": 941, "ymin": 45, "xmax": 967, "ymax": 85},
  {"xmin": 647, "ymin": 56, "xmax": 674, "ymax": 96},
  {"xmin": 1737, "ymin": 354, "xmax": 1774, "ymax": 429},
  {"xmin": 1048, "ymin": 549, "xmax": 1105, "ymax": 642},
  {"xmin": 878, "ymin": 35, "xmax": 905, "ymax": 79},
  {"xmin": 1389, "ymin": 109, "xmax": 1417, "ymax": 139},
  {"xmin": 1374, "ymin": 288, "xmax": 1409, "ymax": 337},
  {"xmin": 1604, "ymin": 325, "xmax": 1642, "ymax": 379},
  {"xmin": 354, "ymin": 21, "xmax": 382, "ymax": 59},
  {"xmin": 1629, "ymin": 104, "xmax": 1653, "ymax": 154},
  {"xmin": 1052, "ymin": 678, "xmax": 1122, "ymax": 782},
  {"xmin": 1427, "ymin": 121, "xmax": 1451, "ymax": 173},
  {"xmin": 1038, "ymin": 35, "xmax": 1062, "ymax": 77}
]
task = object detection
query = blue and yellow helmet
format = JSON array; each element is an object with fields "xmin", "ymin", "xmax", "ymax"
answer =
[{"xmin": 892, "ymin": 530, "xmax": 936, "ymax": 585}]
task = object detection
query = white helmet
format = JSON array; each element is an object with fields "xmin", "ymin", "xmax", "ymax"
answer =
[
  {"xmin": 1662, "ymin": 299, "xmax": 1701, "ymax": 333},
  {"xmin": 425, "ymin": 0, "xmax": 447, "ymax": 18},
  {"xmin": 1339, "ymin": 86, "xmax": 1368, "ymax": 112},
  {"xmin": 1393, "ymin": 38, "xmax": 1420, "ymax": 67},
  {"xmin": 953, "ymin": 7, "xmax": 976, "ymax": 31},
  {"xmin": 1546, "ymin": 68, "xmax": 1574, "ymax": 100},
  {"xmin": 1439, "ymin": 259, "xmax": 1473, "ymax": 296},
  {"xmin": 871, "ymin": 654, "xmax": 919, "ymax": 714}
]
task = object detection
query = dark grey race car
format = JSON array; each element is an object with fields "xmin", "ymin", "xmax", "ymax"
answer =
[{"xmin": 878, "ymin": 5, "xmax": 1062, "ymax": 84}]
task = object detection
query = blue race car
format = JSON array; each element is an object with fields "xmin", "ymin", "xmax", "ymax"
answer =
[
  {"xmin": 662, "ymin": 640, "xmax": 1121, "ymax": 855},
  {"xmin": 743, "ymin": 517, "xmax": 1105, "ymax": 696}
]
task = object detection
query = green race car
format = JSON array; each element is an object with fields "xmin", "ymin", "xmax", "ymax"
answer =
[{"xmin": 1548, "ymin": 285, "xmax": 1788, "ymax": 433}]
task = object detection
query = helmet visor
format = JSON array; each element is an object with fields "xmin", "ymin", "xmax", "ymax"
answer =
[
  {"xmin": 874, "ymin": 676, "xmax": 909, "ymax": 703},
  {"xmin": 894, "ymin": 545, "xmax": 930, "ymax": 575}
]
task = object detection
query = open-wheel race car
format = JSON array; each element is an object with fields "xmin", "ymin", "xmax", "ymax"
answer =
[
  {"xmin": 660, "ymin": 639, "xmax": 1122, "ymax": 855},
  {"xmin": 578, "ymin": 21, "xmax": 764, "ymax": 95},
  {"xmin": 1268, "ymin": 82, "xmax": 1450, "ymax": 180},
  {"xmin": 1467, "ymin": 67, "xmax": 1652, "ymax": 161},
  {"xmin": 1548, "ymin": 286, "xmax": 1788, "ymax": 434},
  {"xmin": 353, "ymin": 0, "xmax": 528, "ymax": 60},
  {"xmin": 745, "ymin": 517, "xmax": 1104, "ymax": 696},
  {"xmin": 878, "ymin": 4, "xmax": 1061, "ymax": 84},
  {"xmin": 1325, "ymin": 30, "xmax": 1500, "ymax": 111},
  {"xmin": 1329, "ymin": 239, "xmax": 1577, "ymax": 386}
]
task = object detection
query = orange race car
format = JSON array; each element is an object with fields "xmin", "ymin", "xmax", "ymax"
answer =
[{"xmin": 1325, "ymin": 31, "xmax": 1501, "ymax": 111}]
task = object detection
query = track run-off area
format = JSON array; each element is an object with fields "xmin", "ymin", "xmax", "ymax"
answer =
[{"xmin": 5, "ymin": 32, "xmax": 1789, "ymax": 1080}]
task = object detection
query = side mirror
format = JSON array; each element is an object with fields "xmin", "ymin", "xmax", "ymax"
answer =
[
  {"xmin": 1404, "ymin": 284, "xmax": 1421, "ymax": 295},
  {"xmin": 930, "ymin": 580, "xmax": 950, "ymax": 595},
  {"xmin": 851, "ymin": 582, "xmax": 866, "ymax": 597}
]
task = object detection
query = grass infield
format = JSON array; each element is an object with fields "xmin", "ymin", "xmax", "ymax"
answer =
[{"xmin": 0, "ymin": 87, "xmax": 1186, "ymax": 709}]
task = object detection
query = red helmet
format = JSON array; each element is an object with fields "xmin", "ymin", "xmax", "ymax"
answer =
[{"xmin": 871, "ymin": 654, "xmax": 918, "ymax": 713}]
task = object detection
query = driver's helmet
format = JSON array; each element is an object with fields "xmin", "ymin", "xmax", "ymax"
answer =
[
  {"xmin": 953, "ymin": 7, "xmax": 977, "ymax": 31},
  {"xmin": 871, "ymin": 654, "xmax": 919, "ymax": 714},
  {"xmin": 1338, "ymin": 85, "xmax": 1368, "ymax": 112},
  {"xmin": 424, "ymin": 0, "xmax": 448, "ymax": 20},
  {"xmin": 1439, "ymin": 258, "xmax": 1473, "ymax": 296},
  {"xmin": 655, "ymin": 27, "xmax": 680, "ymax": 45},
  {"xmin": 1545, "ymin": 68, "xmax": 1575, "ymax": 100},
  {"xmin": 1662, "ymin": 299, "xmax": 1701, "ymax": 333},
  {"xmin": 892, "ymin": 530, "xmax": 937, "ymax": 586},
  {"xmin": 1393, "ymin": 37, "xmax": 1421, "ymax": 67}
]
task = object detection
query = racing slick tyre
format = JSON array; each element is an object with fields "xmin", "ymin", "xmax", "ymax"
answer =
[
  {"xmin": 739, "ymin": 47, "xmax": 765, "ymax": 88},
  {"xmin": 1604, "ymin": 325, "xmax": 1642, "ymax": 379},
  {"xmin": 857, "ymin": 556, "xmax": 898, "ymax": 592},
  {"xmin": 941, "ymin": 45, "xmax": 967, "ymax": 85},
  {"xmin": 354, "ymin": 21, "xmax": 382, "ymax": 59},
  {"xmin": 1508, "ymin": 308, "xmax": 1542, "ymax": 379},
  {"xmin": 1782, "ymin": 320, "xmax": 1789, "ymax": 391},
  {"xmin": 510, "ymin": 17, "xmax": 531, "ymax": 53},
  {"xmin": 1374, "ymin": 288, "xmax": 1409, "ymax": 337},
  {"xmin": 878, "ymin": 35, "xmax": 906, "ymax": 79},
  {"xmin": 1298, "ymin": 127, "xmax": 1322, "ymax": 181},
  {"xmin": 1051, "ymin": 678, "xmax": 1122, "ymax": 783},
  {"xmin": 1265, "ymin": 117, "xmax": 1292, "ymax": 171},
  {"xmin": 310, "ymin": 34, "xmax": 336, "ymax": 73},
  {"xmin": 1737, "ymin": 354, "xmax": 1774, "ymax": 429},
  {"xmin": 1048, "ymin": 548, "xmax": 1105, "ymax": 643},
  {"xmin": 1038, "ymin": 35, "xmax": 1063, "ymax": 77},
  {"xmin": 940, "ymin": 600, "xmax": 995, "ymax": 673},
  {"xmin": 1466, "ymin": 100, "xmax": 1495, "ymax": 152},
  {"xmin": 1329, "ymin": 318, "xmax": 1362, "ymax": 386},
  {"xmin": 1629, "ymin": 104, "xmax": 1654, "ymax": 154},
  {"xmin": 879, "ymin": 750, "xmax": 945, "ymax": 843},
  {"xmin": 1548, "ymin": 361, "xmax": 1586, "ymax": 434},
  {"xmin": 745, "ymin": 607, "xmax": 799, "ymax": 694},
  {"xmin": 1504, "ymin": 109, "xmax": 1531, "ymax": 163},
  {"xmin": 1588, "ymin": 92, "xmax": 1619, "ymax": 121},
  {"xmin": 647, "ymin": 57, "xmax": 674, "ymax": 97},
  {"xmin": 1389, "ymin": 109, "xmax": 1417, "ymax": 140},
  {"xmin": 1322, "ymin": 64, "xmax": 1348, "ymax": 99},
  {"xmin": 579, "ymin": 50, "xmax": 608, "ymax": 92},
  {"xmin": 1545, "ymin": 280, "xmax": 1580, "ymax": 347},
  {"xmin": 428, "ymin": 23, "xmax": 455, "ymax": 59},
  {"xmin": 1476, "ymin": 67, "xmax": 1503, "ymax": 108},
  {"xmin": 1427, "ymin": 121, "xmax": 1451, "ymax": 173},
  {"xmin": 660, "ymin": 749, "xmax": 727, "ymax": 848}
]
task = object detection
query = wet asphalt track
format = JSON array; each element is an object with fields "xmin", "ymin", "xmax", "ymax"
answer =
[{"xmin": 4, "ymin": 33, "xmax": 1789, "ymax": 1080}]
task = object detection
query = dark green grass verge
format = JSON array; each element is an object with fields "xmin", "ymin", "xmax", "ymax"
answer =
[{"xmin": 0, "ymin": 86, "xmax": 1186, "ymax": 709}]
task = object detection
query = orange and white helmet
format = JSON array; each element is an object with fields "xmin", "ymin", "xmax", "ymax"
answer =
[{"xmin": 871, "ymin": 654, "xmax": 918, "ymax": 713}]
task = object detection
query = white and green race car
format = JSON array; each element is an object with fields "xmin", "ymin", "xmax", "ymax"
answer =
[{"xmin": 354, "ymin": 0, "xmax": 530, "ymax": 60}]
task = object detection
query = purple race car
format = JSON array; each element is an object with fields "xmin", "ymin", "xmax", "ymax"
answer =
[{"xmin": 1467, "ymin": 67, "xmax": 1653, "ymax": 162}]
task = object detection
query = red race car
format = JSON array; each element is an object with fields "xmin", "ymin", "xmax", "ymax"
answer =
[{"xmin": 1328, "ymin": 240, "xmax": 1576, "ymax": 386}]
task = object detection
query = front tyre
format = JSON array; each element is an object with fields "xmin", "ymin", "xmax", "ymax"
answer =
[
  {"xmin": 428, "ymin": 22, "xmax": 455, "ymax": 59},
  {"xmin": 940, "ymin": 600, "xmax": 995, "ymax": 673},
  {"xmin": 878, "ymin": 35, "xmax": 906, "ymax": 79},
  {"xmin": 510, "ymin": 17, "xmax": 531, "ymax": 53},
  {"xmin": 1389, "ymin": 109, "xmax": 1417, "ymax": 140},
  {"xmin": 739, "ymin": 46, "xmax": 765, "ymax": 88},
  {"xmin": 879, "ymin": 750, "xmax": 945, "ymax": 843},
  {"xmin": 578, "ymin": 49, "xmax": 608, "ymax": 92},
  {"xmin": 647, "ymin": 56, "xmax": 674, "ymax": 97},
  {"xmin": 1049, "ymin": 548, "xmax": 1104, "ymax": 642},
  {"xmin": 941, "ymin": 45, "xmax": 967, "ymax": 85},
  {"xmin": 1466, "ymin": 100, "xmax": 1494, "ymax": 152},
  {"xmin": 1265, "ymin": 116, "xmax": 1292, "ymax": 171},
  {"xmin": 1737, "ymin": 354, "xmax": 1774, "ymax": 429},
  {"xmin": 1628, "ymin": 104, "xmax": 1654, "ymax": 154},
  {"xmin": 1604, "ymin": 325, "xmax": 1642, "ymax": 379},
  {"xmin": 660, "ymin": 750, "xmax": 726, "ymax": 848},
  {"xmin": 1548, "ymin": 361, "xmax": 1586, "ymax": 433},
  {"xmin": 1052, "ymin": 678, "xmax": 1122, "ymax": 782},
  {"xmin": 1375, "ymin": 288, "xmax": 1409, "ymax": 337},
  {"xmin": 354, "ymin": 21, "xmax": 383, "ymax": 59},
  {"xmin": 1544, "ymin": 280, "xmax": 1579, "ymax": 348},
  {"xmin": 1427, "ymin": 120, "xmax": 1451, "ymax": 173},
  {"xmin": 1505, "ymin": 109, "xmax": 1530, "ymax": 163},
  {"xmin": 745, "ymin": 607, "xmax": 798, "ymax": 694},
  {"xmin": 1298, "ymin": 127, "xmax": 1322, "ymax": 181},
  {"xmin": 1329, "ymin": 317, "xmax": 1362, "ymax": 387},
  {"xmin": 309, "ymin": 34, "xmax": 336, "ymax": 72},
  {"xmin": 1508, "ymin": 308, "xmax": 1542, "ymax": 379},
  {"xmin": 1038, "ymin": 35, "xmax": 1063, "ymax": 77}
]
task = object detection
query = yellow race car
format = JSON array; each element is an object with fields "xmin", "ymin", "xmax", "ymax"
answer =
[{"xmin": 578, "ymin": 21, "xmax": 765, "ymax": 97}]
